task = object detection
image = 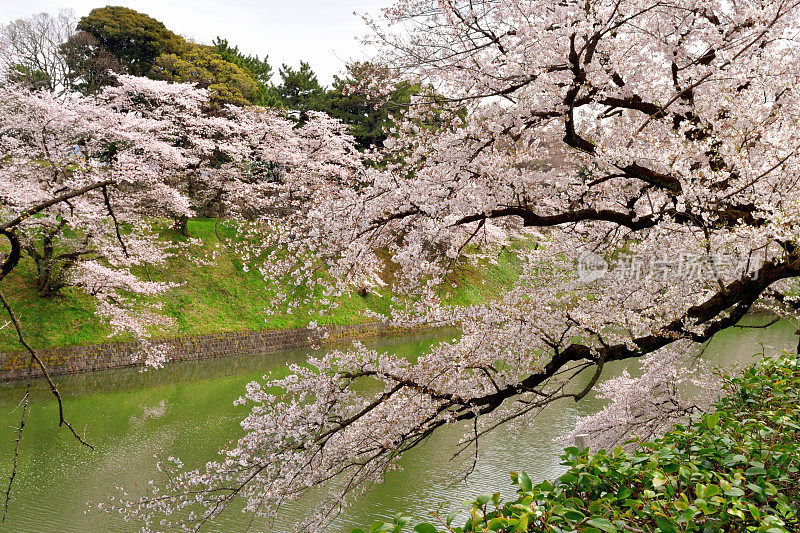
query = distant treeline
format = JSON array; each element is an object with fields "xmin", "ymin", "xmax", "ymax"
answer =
[{"xmin": 1, "ymin": 6, "xmax": 421, "ymax": 149}]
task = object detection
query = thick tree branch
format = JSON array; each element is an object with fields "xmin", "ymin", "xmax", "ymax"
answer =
[
  {"xmin": 0, "ymin": 179, "xmax": 113, "ymax": 233},
  {"xmin": 455, "ymin": 205, "xmax": 659, "ymax": 231},
  {"xmin": 0, "ymin": 230, "xmax": 20, "ymax": 281},
  {"xmin": 464, "ymin": 257, "xmax": 799, "ymax": 414}
]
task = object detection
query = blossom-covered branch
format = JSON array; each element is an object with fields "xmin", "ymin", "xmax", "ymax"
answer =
[{"xmin": 111, "ymin": 0, "xmax": 800, "ymax": 530}]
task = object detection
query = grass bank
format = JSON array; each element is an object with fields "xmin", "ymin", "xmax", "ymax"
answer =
[{"xmin": 0, "ymin": 219, "xmax": 522, "ymax": 352}]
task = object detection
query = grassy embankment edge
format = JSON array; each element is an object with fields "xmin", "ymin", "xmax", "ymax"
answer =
[{"xmin": 0, "ymin": 218, "xmax": 525, "ymax": 353}]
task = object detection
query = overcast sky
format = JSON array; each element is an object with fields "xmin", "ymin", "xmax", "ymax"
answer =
[{"xmin": 0, "ymin": 0, "xmax": 393, "ymax": 84}]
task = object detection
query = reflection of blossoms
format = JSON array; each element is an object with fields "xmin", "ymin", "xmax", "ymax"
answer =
[{"xmin": 130, "ymin": 400, "xmax": 168, "ymax": 425}]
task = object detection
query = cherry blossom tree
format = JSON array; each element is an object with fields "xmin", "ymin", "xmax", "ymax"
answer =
[
  {"xmin": 97, "ymin": 76, "xmax": 362, "ymax": 232},
  {"xmin": 116, "ymin": 0, "xmax": 800, "ymax": 530},
  {"xmin": 0, "ymin": 78, "xmax": 195, "ymax": 494},
  {"xmin": 1, "ymin": 72, "xmax": 360, "ymax": 301},
  {"xmin": 0, "ymin": 77, "xmax": 192, "ymax": 326},
  {"xmin": 0, "ymin": 71, "xmax": 362, "ymax": 515}
]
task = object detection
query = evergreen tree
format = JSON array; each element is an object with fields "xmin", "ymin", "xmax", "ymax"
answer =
[
  {"xmin": 77, "ymin": 6, "xmax": 184, "ymax": 76},
  {"xmin": 150, "ymin": 44, "xmax": 259, "ymax": 106},
  {"xmin": 324, "ymin": 62, "xmax": 419, "ymax": 150},
  {"xmin": 274, "ymin": 61, "xmax": 325, "ymax": 120},
  {"xmin": 212, "ymin": 37, "xmax": 278, "ymax": 106}
]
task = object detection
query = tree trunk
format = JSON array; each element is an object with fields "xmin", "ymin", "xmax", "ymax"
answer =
[
  {"xmin": 25, "ymin": 244, "xmax": 59, "ymax": 297},
  {"xmin": 174, "ymin": 215, "xmax": 190, "ymax": 237},
  {"xmin": 23, "ymin": 220, "xmax": 69, "ymax": 297}
]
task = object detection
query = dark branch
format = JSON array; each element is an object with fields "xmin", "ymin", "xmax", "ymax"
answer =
[
  {"xmin": 455, "ymin": 205, "xmax": 659, "ymax": 231},
  {"xmin": 101, "ymin": 185, "xmax": 129, "ymax": 257},
  {"xmin": 2, "ymin": 384, "xmax": 29, "ymax": 522},
  {"xmin": 0, "ymin": 289, "xmax": 93, "ymax": 450},
  {"xmin": 0, "ymin": 180, "xmax": 113, "ymax": 233},
  {"xmin": 0, "ymin": 230, "xmax": 21, "ymax": 281},
  {"xmin": 463, "ymin": 257, "xmax": 799, "ymax": 414}
]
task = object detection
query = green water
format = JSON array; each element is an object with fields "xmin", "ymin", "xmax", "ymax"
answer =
[{"xmin": 0, "ymin": 316, "xmax": 796, "ymax": 532}]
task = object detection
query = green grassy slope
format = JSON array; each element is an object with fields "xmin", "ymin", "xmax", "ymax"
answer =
[{"xmin": 0, "ymin": 219, "xmax": 523, "ymax": 352}]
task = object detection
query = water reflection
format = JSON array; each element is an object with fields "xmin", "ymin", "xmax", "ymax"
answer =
[{"xmin": 0, "ymin": 317, "xmax": 795, "ymax": 532}]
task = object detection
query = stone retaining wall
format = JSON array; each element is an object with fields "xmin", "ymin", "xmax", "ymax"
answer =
[{"xmin": 0, "ymin": 322, "xmax": 416, "ymax": 381}]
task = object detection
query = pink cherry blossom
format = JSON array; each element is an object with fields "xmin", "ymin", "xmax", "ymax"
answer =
[{"xmin": 115, "ymin": 0, "xmax": 800, "ymax": 529}]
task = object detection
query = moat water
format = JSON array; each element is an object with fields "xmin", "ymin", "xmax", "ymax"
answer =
[{"xmin": 0, "ymin": 315, "xmax": 795, "ymax": 532}]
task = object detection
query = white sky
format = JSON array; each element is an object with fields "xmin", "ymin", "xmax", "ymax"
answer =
[{"xmin": 0, "ymin": 0, "xmax": 393, "ymax": 84}]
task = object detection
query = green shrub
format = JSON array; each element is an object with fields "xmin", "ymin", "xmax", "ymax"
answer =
[{"xmin": 356, "ymin": 352, "xmax": 800, "ymax": 533}]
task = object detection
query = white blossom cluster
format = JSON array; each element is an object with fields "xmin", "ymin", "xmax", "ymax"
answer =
[
  {"xmin": 0, "ymin": 74, "xmax": 362, "ymax": 367},
  {"xmin": 60, "ymin": 0, "xmax": 800, "ymax": 528}
]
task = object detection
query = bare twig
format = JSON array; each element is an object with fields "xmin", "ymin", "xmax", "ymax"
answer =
[
  {"xmin": 2, "ymin": 383, "xmax": 29, "ymax": 522},
  {"xmin": 0, "ymin": 289, "xmax": 93, "ymax": 450}
]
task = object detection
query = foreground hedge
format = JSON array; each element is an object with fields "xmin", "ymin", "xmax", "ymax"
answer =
[{"xmin": 354, "ymin": 352, "xmax": 800, "ymax": 533}]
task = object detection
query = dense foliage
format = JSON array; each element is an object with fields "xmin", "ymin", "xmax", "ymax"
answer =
[
  {"xmin": 212, "ymin": 37, "xmax": 277, "ymax": 107},
  {"xmin": 322, "ymin": 62, "xmax": 420, "ymax": 150},
  {"xmin": 76, "ymin": 7, "xmax": 266, "ymax": 106},
  {"xmin": 358, "ymin": 351, "xmax": 800, "ymax": 533},
  {"xmin": 76, "ymin": 6, "xmax": 183, "ymax": 76},
  {"xmin": 149, "ymin": 44, "xmax": 260, "ymax": 106},
  {"xmin": 274, "ymin": 61, "xmax": 326, "ymax": 121},
  {"xmin": 212, "ymin": 38, "xmax": 273, "ymax": 86}
]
